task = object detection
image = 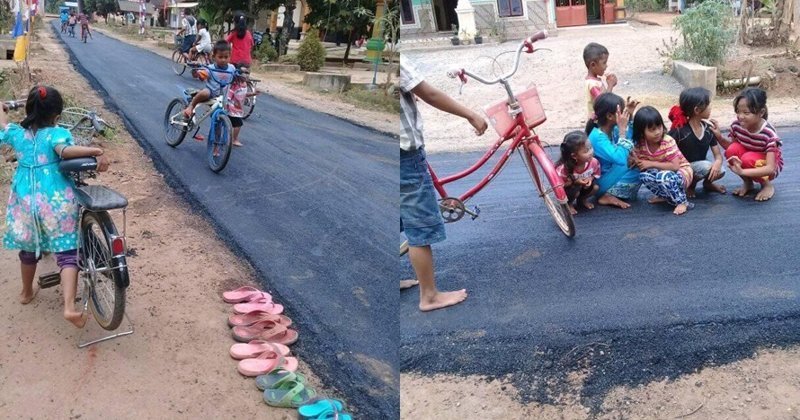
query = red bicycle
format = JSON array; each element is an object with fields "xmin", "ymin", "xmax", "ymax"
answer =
[{"xmin": 400, "ymin": 31, "xmax": 574, "ymax": 256}]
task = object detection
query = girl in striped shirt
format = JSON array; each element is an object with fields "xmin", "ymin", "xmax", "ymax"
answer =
[
  {"xmin": 628, "ymin": 106, "xmax": 694, "ymax": 215},
  {"xmin": 717, "ymin": 88, "xmax": 782, "ymax": 202}
]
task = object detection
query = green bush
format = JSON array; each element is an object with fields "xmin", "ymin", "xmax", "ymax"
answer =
[
  {"xmin": 296, "ymin": 29, "xmax": 326, "ymax": 72},
  {"xmin": 253, "ymin": 42, "xmax": 278, "ymax": 63},
  {"xmin": 626, "ymin": 0, "xmax": 667, "ymax": 13},
  {"xmin": 279, "ymin": 55, "xmax": 298, "ymax": 65},
  {"xmin": 673, "ymin": 0, "xmax": 735, "ymax": 66}
]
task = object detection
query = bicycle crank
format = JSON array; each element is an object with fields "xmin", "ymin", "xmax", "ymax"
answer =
[{"xmin": 439, "ymin": 198, "xmax": 467, "ymax": 223}]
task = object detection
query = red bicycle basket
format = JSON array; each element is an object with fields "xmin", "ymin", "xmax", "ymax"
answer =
[{"xmin": 484, "ymin": 85, "xmax": 547, "ymax": 137}]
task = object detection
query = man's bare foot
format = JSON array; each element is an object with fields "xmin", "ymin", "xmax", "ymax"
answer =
[
  {"xmin": 568, "ymin": 204, "xmax": 577, "ymax": 215},
  {"xmin": 686, "ymin": 185, "xmax": 696, "ymax": 198},
  {"xmin": 755, "ymin": 183, "xmax": 774, "ymax": 201},
  {"xmin": 598, "ymin": 194, "xmax": 631, "ymax": 209},
  {"xmin": 648, "ymin": 196, "xmax": 667, "ymax": 204},
  {"xmin": 673, "ymin": 202, "xmax": 689, "ymax": 215},
  {"xmin": 419, "ymin": 289, "xmax": 468, "ymax": 312},
  {"xmin": 64, "ymin": 310, "xmax": 88, "ymax": 328},
  {"xmin": 733, "ymin": 179, "xmax": 754, "ymax": 197},
  {"xmin": 400, "ymin": 279, "xmax": 419, "ymax": 290},
  {"xmin": 580, "ymin": 198, "xmax": 595, "ymax": 210},
  {"xmin": 19, "ymin": 288, "xmax": 38, "ymax": 304},
  {"xmin": 703, "ymin": 180, "xmax": 727, "ymax": 194},
  {"xmin": 233, "ymin": 141, "xmax": 243, "ymax": 147}
]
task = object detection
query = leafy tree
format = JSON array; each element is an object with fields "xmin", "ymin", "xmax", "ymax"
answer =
[
  {"xmin": 305, "ymin": 0, "xmax": 376, "ymax": 61},
  {"xmin": 83, "ymin": 0, "xmax": 119, "ymax": 19}
]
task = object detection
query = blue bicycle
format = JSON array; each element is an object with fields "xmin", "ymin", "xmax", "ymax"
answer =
[{"xmin": 163, "ymin": 67, "xmax": 237, "ymax": 173}]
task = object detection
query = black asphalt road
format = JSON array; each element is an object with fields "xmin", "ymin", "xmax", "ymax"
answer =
[
  {"xmin": 53, "ymin": 22, "xmax": 397, "ymax": 417},
  {"xmin": 401, "ymin": 127, "xmax": 800, "ymax": 410}
]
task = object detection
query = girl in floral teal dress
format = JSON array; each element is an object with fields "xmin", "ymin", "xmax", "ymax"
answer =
[{"xmin": 1, "ymin": 86, "xmax": 109, "ymax": 327}]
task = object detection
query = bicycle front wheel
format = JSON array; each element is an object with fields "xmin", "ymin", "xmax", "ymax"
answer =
[
  {"xmin": 208, "ymin": 113, "xmax": 233, "ymax": 173},
  {"xmin": 519, "ymin": 144, "xmax": 575, "ymax": 238},
  {"xmin": 164, "ymin": 98, "xmax": 189, "ymax": 147},
  {"xmin": 80, "ymin": 211, "xmax": 127, "ymax": 331},
  {"xmin": 243, "ymin": 81, "xmax": 257, "ymax": 120},
  {"xmin": 171, "ymin": 50, "xmax": 187, "ymax": 75}
]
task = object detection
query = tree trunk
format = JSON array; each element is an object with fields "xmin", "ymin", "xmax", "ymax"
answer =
[{"xmin": 343, "ymin": 30, "xmax": 353, "ymax": 62}]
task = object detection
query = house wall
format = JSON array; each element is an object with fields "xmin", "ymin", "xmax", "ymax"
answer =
[{"xmin": 401, "ymin": 0, "xmax": 551, "ymax": 39}]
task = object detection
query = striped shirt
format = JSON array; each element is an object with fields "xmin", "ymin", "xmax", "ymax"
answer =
[
  {"xmin": 400, "ymin": 56, "xmax": 425, "ymax": 151},
  {"xmin": 633, "ymin": 134, "xmax": 693, "ymax": 187},
  {"xmin": 556, "ymin": 158, "xmax": 601, "ymax": 182},
  {"xmin": 729, "ymin": 120, "xmax": 783, "ymax": 172}
]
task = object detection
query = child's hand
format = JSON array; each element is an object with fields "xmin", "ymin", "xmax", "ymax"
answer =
[
  {"xmin": 709, "ymin": 159, "xmax": 722, "ymax": 180},
  {"xmin": 636, "ymin": 160, "xmax": 652, "ymax": 171},
  {"xmin": 616, "ymin": 105, "xmax": 630, "ymax": 131},
  {"xmin": 468, "ymin": 112, "xmax": 488, "ymax": 136},
  {"xmin": 707, "ymin": 118, "xmax": 722, "ymax": 138},
  {"xmin": 727, "ymin": 156, "xmax": 743, "ymax": 175},
  {"xmin": 606, "ymin": 73, "xmax": 618, "ymax": 90},
  {"xmin": 95, "ymin": 154, "xmax": 110, "ymax": 172},
  {"xmin": 578, "ymin": 177, "xmax": 592, "ymax": 187},
  {"xmin": 625, "ymin": 97, "xmax": 640, "ymax": 114}
]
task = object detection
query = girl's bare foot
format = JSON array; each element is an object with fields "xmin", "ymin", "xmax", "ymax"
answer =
[
  {"xmin": 686, "ymin": 186, "xmax": 696, "ymax": 198},
  {"xmin": 419, "ymin": 289, "xmax": 468, "ymax": 312},
  {"xmin": 580, "ymin": 198, "xmax": 595, "ymax": 210},
  {"xmin": 400, "ymin": 279, "xmax": 419, "ymax": 290},
  {"xmin": 755, "ymin": 183, "xmax": 774, "ymax": 201},
  {"xmin": 733, "ymin": 179, "xmax": 754, "ymax": 197},
  {"xmin": 673, "ymin": 202, "xmax": 689, "ymax": 215},
  {"xmin": 703, "ymin": 180, "xmax": 727, "ymax": 194},
  {"xmin": 19, "ymin": 288, "xmax": 38, "ymax": 304},
  {"xmin": 598, "ymin": 194, "xmax": 631, "ymax": 209},
  {"xmin": 64, "ymin": 310, "xmax": 88, "ymax": 328},
  {"xmin": 648, "ymin": 196, "xmax": 667, "ymax": 204},
  {"xmin": 568, "ymin": 204, "xmax": 577, "ymax": 215}
]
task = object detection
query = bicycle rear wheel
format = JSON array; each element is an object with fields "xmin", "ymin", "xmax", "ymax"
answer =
[
  {"xmin": 519, "ymin": 143, "xmax": 575, "ymax": 238},
  {"xmin": 164, "ymin": 98, "xmax": 189, "ymax": 147},
  {"xmin": 243, "ymin": 81, "xmax": 257, "ymax": 120},
  {"xmin": 171, "ymin": 50, "xmax": 187, "ymax": 75},
  {"xmin": 208, "ymin": 113, "xmax": 233, "ymax": 173},
  {"xmin": 80, "ymin": 211, "xmax": 128, "ymax": 331}
]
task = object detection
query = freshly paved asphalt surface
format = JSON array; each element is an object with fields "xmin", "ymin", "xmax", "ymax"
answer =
[
  {"xmin": 401, "ymin": 127, "xmax": 800, "ymax": 409},
  {"xmin": 53, "ymin": 22, "xmax": 397, "ymax": 417}
]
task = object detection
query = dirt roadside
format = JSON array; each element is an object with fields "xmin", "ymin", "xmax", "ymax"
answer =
[
  {"xmin": 402, "ymin": 345, "xmax": 800, "ymax": 419},
  {"xmin": 90, "ymin": 24, "xmax": 398, "ymax": 136},
  {"xmin": 0, "ymin": 24, "xmax": 331, "ymax": 419}
]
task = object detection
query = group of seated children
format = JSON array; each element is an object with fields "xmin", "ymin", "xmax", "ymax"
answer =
[{"xmin": 555, "ymin": 42, "xmax": 782, "ymax": 216}]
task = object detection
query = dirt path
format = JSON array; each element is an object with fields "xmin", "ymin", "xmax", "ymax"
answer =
[
  {"xmin": 0, "ymin": 24, "xmax": 330, "ymax": 419},
  {"xmin": 402, "ymin": 345, "xmax": 800, "ymax": 419}
]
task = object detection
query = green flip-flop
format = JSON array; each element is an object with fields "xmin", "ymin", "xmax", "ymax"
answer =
[
  {"xmin": 263, "ymin": 379, "xmax": 317, "ymax": 408},
  {"xmin": 255, "ymin": 368, "xmax": 306, "ymax": 391}
]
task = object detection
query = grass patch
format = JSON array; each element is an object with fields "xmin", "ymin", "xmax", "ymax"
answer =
[{"xmin": 337, "ymin": 84, "xmax": 399, "ymax": 114}]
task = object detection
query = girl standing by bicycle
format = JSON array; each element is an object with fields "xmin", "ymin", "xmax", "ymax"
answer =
[
  {"xmin": 555, "ymin": 131, "xmax": 601, "ymax": 215},
  {"xmin": 0, "ymin": 86, "xmax": 109, "ymax": 327},
  {"xmin": 226, "ymin": 67, "xmax": 258, "ymax": 147}
]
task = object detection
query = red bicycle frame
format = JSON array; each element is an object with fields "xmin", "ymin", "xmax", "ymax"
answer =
[{"xmin": 428, "ymin": 110, "xmax": 568, "ymax": 204}]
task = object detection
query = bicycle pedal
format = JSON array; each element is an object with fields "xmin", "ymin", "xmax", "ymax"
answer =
[
  {"xmin": 38, "ymin": 272, "xmax": 61, "ymax": 289},
  {"xmin": 471, "ymin": 206, "xmax": 481, "ymax": 220}
]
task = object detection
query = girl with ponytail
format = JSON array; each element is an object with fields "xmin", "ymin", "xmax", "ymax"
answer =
[
  {"xmin": 667, "ymin": 87, "xmax": 726, "ymax": 198},
  {"xmin": 0, "ymin": 85, "xmax": 110, "ymax": 328},
  {"xmin": 226, "ymin": 12, "xmax": 255, "ymax": 68}
]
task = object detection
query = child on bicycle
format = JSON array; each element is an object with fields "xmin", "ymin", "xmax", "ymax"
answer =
[
  {"xmin": 183, "ymin": 40, "xmax": 236, "ymax": 119},
  {"xmin": 0, "ymin": 86, "xmax": 110, "ymax": 327},
  {"xmin": 582, "ymin": 42, "xmax": 617, "ymax": 120},
  {"xmin": 190, "ymin": 19, "xmax": 213, "ymax": 63},
  {"xmin": 225, "ymin": 67, "xmax": 259, "ymax": 147},
  {"xmin": 400, "ymin": 56, "xmax": 488, "ymax": 311},
  {"xmin": 555, "ymin": 131, "xmax": 601, "ymax": 215}
]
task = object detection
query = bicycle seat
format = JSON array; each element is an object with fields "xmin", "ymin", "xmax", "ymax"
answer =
[
  {"xmin": 59, "ymin": 157, "xmax": 97, "ymax": 174},
  {"xmin": 75, "ymin": 185, "xmax": 128, "ymax": 211}
]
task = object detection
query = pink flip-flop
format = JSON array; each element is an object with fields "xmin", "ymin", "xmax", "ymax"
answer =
[
  {"xmin": 238, "ymin": 351, "xmax": 298, "ymax": 376},
  {"xmin": 228, "ymin": 311, "xmax": 292, "ymax": 328},
  {"xmin": 230, "ymin": 340, "xmax": 291, "ymax": 360},
  {"xmin": 255, "ymin": 326, "xmax": 299, "ymax": 346},
  {"xmin": 232, "ymin": 319, "xmax": 288, "ymax": 342},
  {"xmin": 233, "ymin": 301, "xmax": 284, "ymax": 315},
  {"xmin": 222, "ymin": 286, "xmax": 273, "ymax": 304}
]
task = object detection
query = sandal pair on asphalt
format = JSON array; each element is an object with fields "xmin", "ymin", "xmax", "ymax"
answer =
[{"xmin": 223, "ymin": 286, "xmax": 285, "ymax": 315}]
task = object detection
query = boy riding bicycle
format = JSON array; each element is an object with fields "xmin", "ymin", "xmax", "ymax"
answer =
[{"xmin": 183, "ymin": 40, "xmax": 236, "ymax": 119}]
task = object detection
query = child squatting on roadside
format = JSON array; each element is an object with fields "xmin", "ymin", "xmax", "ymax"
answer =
[
  {"xmin": 716, "ymin": 87, "xmax": 783, "ymax": 202},
  {"xmin": 667, "ymin": 87, "xmax": 727, "ymax": 198},
  {"xmin": 400, "ymin": 56, "xmax": 488, "ymax": 312},
  {"xmin": 583, "ymin": 42, "xmax": 618, "ymax": 119},
  {"xmin": 0, "ymin": 86, "xmax": 110, "ymax": 327},
  {"xmin": 629, "ymin": 106, "xmax": 694, "ymax": 216},
  {"xmin": 555, "ymin": 131, "xmax": 601, "ymax": 215}
]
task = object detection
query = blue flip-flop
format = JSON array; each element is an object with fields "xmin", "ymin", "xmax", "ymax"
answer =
[{"xmin": 297, "ymin": 399, "xmax": 345, "ymax": 419}]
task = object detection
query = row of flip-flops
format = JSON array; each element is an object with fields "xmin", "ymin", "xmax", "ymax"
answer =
[{"xmin": 223, "ymin": 286, "xmax": 355, "ymax": 419}]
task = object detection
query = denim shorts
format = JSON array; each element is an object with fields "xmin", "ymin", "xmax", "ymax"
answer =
[{"xmin": 400, "ymin": 148, "xmax": 446, "ymax": 247}]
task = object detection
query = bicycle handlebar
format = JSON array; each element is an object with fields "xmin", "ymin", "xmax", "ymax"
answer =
[{"xmin": 447, "ymin": 30, "xmax": 548, "ymax": 86}]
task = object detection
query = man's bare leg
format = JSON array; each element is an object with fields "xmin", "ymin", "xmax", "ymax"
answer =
[{"xmin": 408, "ymin": 245, "xmax": 467, "ymax": 312}]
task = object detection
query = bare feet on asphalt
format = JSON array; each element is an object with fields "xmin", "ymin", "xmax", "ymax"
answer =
[
  {"xmin": 703, "ymin": 180, "xmax": 727, "ymax": 194},
  {"xmin": 419, "ymin": 289, "xmax": 468, "ymax": 312},
  {"xmin": 673, "ymin": 202, "xmax": 689, "ymax": 216},
  {"xmin": 568, "ymin": 204, "xmax": 577, "ymax": 215},
  {"xmin": 733, "ymin": 179, "xmax": 755, "ymax": 197},
  {"xmin": 19, "ymin": 288, "xmax": 38, "ymax": 304},
  {"xmin": 687, "ymin": 186, "xmax": 696, "ymax": 198},
  {"xmin": 64, "ymin": 310, "xmax": 88, "ymax": 328},
  {"xmin": 580, "ymin": 198, "xmax": 595, "ymax": 210},
  {"xmin": 400, "ymin": 279, "xmax": 419, "ymax": 290},
  {"xmin": 233, "ymin": 141, "xmax": 243, "ymax": 147},
  {"xmin": 755, "ymin": 183, "xmax": 775, "ymax": 201},
  {"xmin": 598, "ymin": 194, "xmax": 631, "ymax": 209}
]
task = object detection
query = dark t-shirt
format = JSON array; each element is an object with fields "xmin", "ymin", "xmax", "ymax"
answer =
[{"xmin": 668, "ymin": 122, "xmax": 718, "ymax": 162}]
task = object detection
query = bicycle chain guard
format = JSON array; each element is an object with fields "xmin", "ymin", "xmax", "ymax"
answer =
[{"xmin": 439, "ymin": 197, "xmax": 466, "ymax": 223}]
